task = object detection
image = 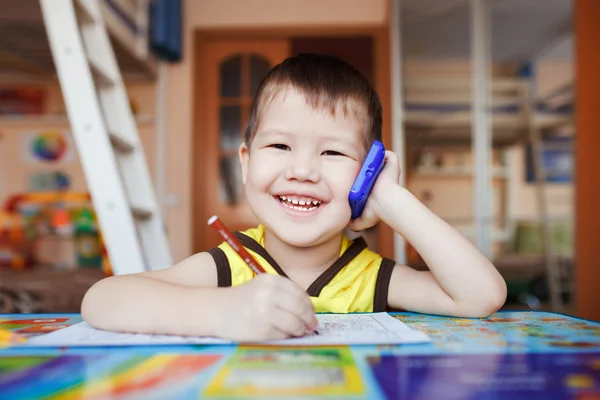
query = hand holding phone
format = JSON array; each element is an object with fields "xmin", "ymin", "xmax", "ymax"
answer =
[{"xmin": 348, "ymin": 140, "xmax": 386, "ymax": 220}]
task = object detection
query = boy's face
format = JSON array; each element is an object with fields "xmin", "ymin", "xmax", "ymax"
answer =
[{"xmin": 239, "ymin": 88, "xmax": 365, "ymax": 248}]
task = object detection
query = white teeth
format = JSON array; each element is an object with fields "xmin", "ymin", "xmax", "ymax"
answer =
[
  {"xmin": 290, "ymin": 205, "xmax": 317, "ymax": 212},
  {"xmin": 278, "ymin": 196, "xmax": 319, "ymax": 212},
  {"xmin": 278, "ymin": 195, "xmax": 321, "ymax": 211}
]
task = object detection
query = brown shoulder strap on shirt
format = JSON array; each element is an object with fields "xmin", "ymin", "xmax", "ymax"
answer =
[
  {"xmin": 233, "ymin": 231, "xmax": 289, "ymax": 277},
  {"xmin": 206, "ymin": 248, "xmax": 232, "ymax": 287},
  {"xmin": 306, "ymin": 237, "xmax": 368, "ymax": 297},
  {"xmin": 225, "ymin": 232, "xmax": 370, "ymax": 299},
  {"xmin": 373, "ymin": 257, "xmax": 395, "ymax": 312}
]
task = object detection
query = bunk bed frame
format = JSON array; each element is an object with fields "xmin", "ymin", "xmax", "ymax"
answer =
[
  {"xmin": 0, "ymin": 0, "xmax": 172, "ymax": 270},
  {"xmin": 0, "ymin": 0, "xmax": 166, "ymax": 310},
  {"xmin": 403, "ymin": 77, "xmax": 574, "ymax": 147},
  {"xmin": 0, "ymin": 0, "xmax": 167, "ymax": 214},
  {"xmin": 402, "ymin": 70, "xmax": 575, "ymax": 307},
  {"xmin": 390, "ymin": 0, "xmax": 574, "ymax": 312},
  {"xmin": 0, "ymin": 0, "xmax": 156, "ymax": 81}
]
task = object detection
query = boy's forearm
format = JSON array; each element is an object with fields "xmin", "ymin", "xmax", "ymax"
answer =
[
  {"xmin": 81, "ymin": 276, "xmax": 227, "ymax": 337},
  {"xmin": 375, "ymin": 185, "xmax": 506, "ymax": 309}
]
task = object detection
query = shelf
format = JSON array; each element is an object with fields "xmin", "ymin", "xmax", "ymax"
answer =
[
  {"xmin": 456, "ymin": 227, "xmax": 512, "ymax": 242},
  {"xmin": 410, "ymin": 166, "xmax": 508, "ymax": 178}
]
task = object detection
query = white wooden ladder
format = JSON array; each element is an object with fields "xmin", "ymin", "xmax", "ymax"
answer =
[{"xmin": 39, "ymin": 0, "xmax": 172, "ymax": 274}]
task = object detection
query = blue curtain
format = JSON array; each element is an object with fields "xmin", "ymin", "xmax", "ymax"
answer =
[{"xmin": 149, "ymin": 0, "xmax": 182, "ymax": 62}]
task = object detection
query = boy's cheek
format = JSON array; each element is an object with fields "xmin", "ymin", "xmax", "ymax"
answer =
[
  {"xmin": 247, "ymin": 162, "xmax": 277, "ymax": 184},
  {"xmin": 330, "ymin": 175, "xmax": 357, "ymax": 200}
]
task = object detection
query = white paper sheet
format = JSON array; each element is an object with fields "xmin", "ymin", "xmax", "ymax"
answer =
[{"xmin": 25, "ymin": 313, "xmax": 430, "ymax": 347}]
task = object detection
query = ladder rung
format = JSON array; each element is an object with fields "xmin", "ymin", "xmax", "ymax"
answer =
[
  {"xmin": 109, "ymin": 130, "xmax": 135, "ymax": 152},
  {"xmin": 131, "ymin": 205, "xmax": 153, "ymax": 220},
  {"xmin": 74, "ymin": 0, "xmax": 98, "ymax": 24},
  {"xmin": 88, "ymin": 54, "xmax": 116, "ymax": 87}
]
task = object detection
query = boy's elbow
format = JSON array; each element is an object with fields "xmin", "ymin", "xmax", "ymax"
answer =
[
  {"xmin": 486, "ymin": 274, "xmax": 508, "ymax": 315},
  {"xmin": 80, "ymin": 278, "xmax": 112, "ymax": 329},
  {"xmin": 463, "ymin": 279, "xmax": 508, "ymax": 318}
]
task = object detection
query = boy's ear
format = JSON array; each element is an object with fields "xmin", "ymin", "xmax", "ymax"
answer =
[{"xmin": 239, "ymin": 142, "xmax": 249, "ymax": 184}]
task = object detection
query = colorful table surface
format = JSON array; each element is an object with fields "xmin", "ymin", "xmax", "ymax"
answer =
[{"xmin": 1, "ymin": 311, "xmax": 600, "ymax": 399}]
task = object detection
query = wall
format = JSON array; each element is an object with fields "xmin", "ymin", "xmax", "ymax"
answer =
[
  {"xmin": 0, "ymin": 82, "xmax": 157, "ymax": 209},
  {"xmin": 163, "ymin": 0, "xmax": 388, "ymax": 262},
  {"xmin": 187, "ymin": 0, "xmax": 387, "ymax": 28},
  {"xmin": 505, "ymin": 146, "xmax": 573, "ymax": 221},
  {"xmin": 536, "ymin": 59, "xmax": 575, "ymax": 98}
]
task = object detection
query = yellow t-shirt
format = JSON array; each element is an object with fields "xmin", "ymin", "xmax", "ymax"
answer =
[{"xmin": 206, "ymin": 225, "xmax": 395, "ymax": 313}]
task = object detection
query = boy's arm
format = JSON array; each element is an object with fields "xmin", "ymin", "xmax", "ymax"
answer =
[
  {"xmin": 379, "ymin": 185, "xmax": 507, "ymax": 317},
  {"xmin": 349, "ymin": 151, "xmax": 506, "ymax": 318},
  {"xmin": 379, "ymin": 185, "xmax": 506, "ymax": 317},
  {"xmin": 81, "ymin": 252, "xmax": 318, "ymax": 340},
  {"xmin": 81, "ymin": 252, "xmax": 225, "ymax": 336}
]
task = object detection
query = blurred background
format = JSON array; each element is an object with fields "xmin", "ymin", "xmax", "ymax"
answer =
[{"xmin": 0, "ymin": 0, "xmax": 588, "ymax": 318}]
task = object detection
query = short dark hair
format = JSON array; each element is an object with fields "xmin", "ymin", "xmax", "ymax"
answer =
[{"xmin": 244, "ymin": 53, "xmax": 382, "ymax": 152}]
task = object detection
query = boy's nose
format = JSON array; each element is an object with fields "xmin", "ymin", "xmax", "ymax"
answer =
[{"xmin": 284, "ymin": 156, "xmax": 321, "ymax": 183}]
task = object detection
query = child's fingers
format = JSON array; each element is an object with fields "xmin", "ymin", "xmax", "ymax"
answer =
[
  {"xmin": 259, "ymin": 325, "xmax": 291, "ymax": 340},
  {"xmin": 275, "ymin": 288, "xmax": 317, "ymax": 329},
  {"xmin": 382, "ymin": 150, "xmax": 400, "ymax": 179},
  {"xmin": 279, "ymin": 278, "xmax": 316, "ymax": 310},
  {"xmin": 347, "ymin": 217, "xmax": 367, "ymax": 232},
  {"xmin": 384, "ymin": 150, "xmax": 397, "ymax": 164},
  {"xmin": 270, "ymin": 307, "xmax": 310, "ymax": 337}
]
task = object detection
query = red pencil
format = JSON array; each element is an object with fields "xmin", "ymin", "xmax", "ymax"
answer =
[{"xmin": 207, "ymin": 215, "xmax": 265, "ymax": 275}]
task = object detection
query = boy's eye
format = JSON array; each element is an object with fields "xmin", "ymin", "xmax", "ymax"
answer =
[
  {"xmin": 269, "ymin": 144, "xmax": 290, "ymax": 151},
  {"xmin": 322, "ymin": 150, "xmax": 345, "ymax": 156}
]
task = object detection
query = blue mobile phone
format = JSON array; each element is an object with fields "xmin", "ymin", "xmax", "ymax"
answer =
[{"xmin": 349, "ymin": 140, "xmax": 386, "ymax": 220}]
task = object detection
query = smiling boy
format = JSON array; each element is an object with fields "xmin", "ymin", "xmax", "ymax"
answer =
[{"xmin": 81, "ymin": 53, "xmax": 507, "ymax": 340}]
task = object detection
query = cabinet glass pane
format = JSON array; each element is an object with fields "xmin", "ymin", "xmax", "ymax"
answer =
[
  {"xmin": 249, "ymin": 55, "xmax": 271, "ymax": 96},
  {"xmin": 219, "ymin": 156, "xmax": 244, "ymax": 205},
  {"xmin": 220, "ymin": 56, "xmax": 242, "ymax": 97},
  {"xmin": 219, "ymin": 105, "xmax": 241, "ymax": 151}
]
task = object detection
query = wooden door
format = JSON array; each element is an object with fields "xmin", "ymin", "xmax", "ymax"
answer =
[{"xmin": 195, "ymin": 39, "xmax": 289, "ymax": 251}]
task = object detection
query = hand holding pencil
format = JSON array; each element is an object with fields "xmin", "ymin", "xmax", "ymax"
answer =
[{"xmin": 208, "ymin": 216, "xmax": 319, "ymax": 340}]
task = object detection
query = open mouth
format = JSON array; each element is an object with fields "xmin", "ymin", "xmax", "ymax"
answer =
[{"xmin": 276, "ymin": 195, "xmax": 322, "ymax": 212}]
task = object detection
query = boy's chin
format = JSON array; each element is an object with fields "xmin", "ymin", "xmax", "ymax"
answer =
[{"xmin": 268, "ymin": 223, "xmax": 342, "ymax": 248}]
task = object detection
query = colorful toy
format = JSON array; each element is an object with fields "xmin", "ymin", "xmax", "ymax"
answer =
[
  {"xmin": 0, "ymin": 211, "xmax": 28, "ymax": 269},
  {"xmin": 1, "ymin": 192, "xmax": 110, "ymax": 272},
  {"xmin": 73, "ymin": 208, "xmax": 103, "ymax": 269}
]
